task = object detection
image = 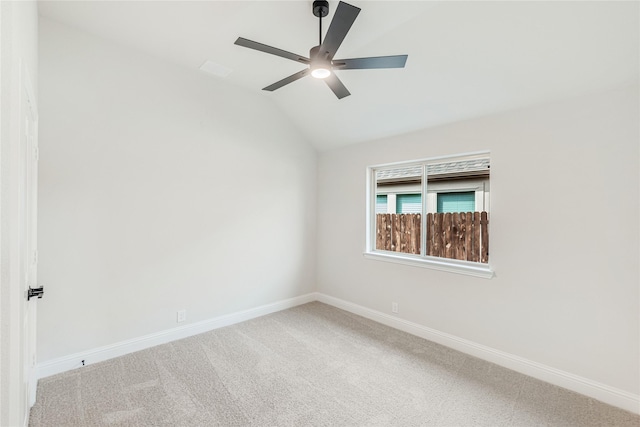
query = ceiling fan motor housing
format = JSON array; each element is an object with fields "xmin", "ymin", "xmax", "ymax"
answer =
[
  {"xmin": 309, "ymin": 45, "xmax": 332, "ymax": 78},
  {"xmin": 310, "ymin": 45, "xmax": 329, "ymax": 61},
  {"xmin": 313, "ymin": 0, "xmax": 329, "ymax": 18}
]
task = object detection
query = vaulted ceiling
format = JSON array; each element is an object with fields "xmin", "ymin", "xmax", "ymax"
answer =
[{"xmin": 38, "ymin": 1, "xmax": 639, "ymax": 151}]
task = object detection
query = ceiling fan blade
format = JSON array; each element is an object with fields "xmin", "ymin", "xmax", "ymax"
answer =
[
  {"xmin": 333, "ymin": 55, "xmax": 408, "ymax": 70},
  {"xmin": 324, "ymin": 73, "xmax": 351, "ymax": 99},
  {"xmin": 319, "ymin": 2, "xmax": 360, "ymax": 59},
  {"xmin": 263, "ymin": 69, "xmax": 310, "ymax": 92},
  {"xmin": 235, "ymin": 37, "xmax": 310, "ymax": 64}
]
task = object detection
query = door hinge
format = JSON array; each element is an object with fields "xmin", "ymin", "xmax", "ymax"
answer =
[
  {"xmin": 32, "ymin": 250, "xmax": 38, "ymax": 266},
  {"xmin": 27, "ymin": 286, "xmax": 44, "ymax": 301},
  {"xmin": 33, "ymin": 147, "xmax": 39, "ymax": 161}
]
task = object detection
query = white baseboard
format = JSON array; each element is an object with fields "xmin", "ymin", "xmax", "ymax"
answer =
[
  {"xmin": 37, "ymin": 293, "xmax": 316, "ymax": 380},
  {"xmin": 315, "ymin": 292, "xmax": 640, "ymax": 415}
]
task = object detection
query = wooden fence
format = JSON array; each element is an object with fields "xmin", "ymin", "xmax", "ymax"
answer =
[
  {"xmin": 376, "ymin": 213, "xmax": 421, "ymax": 255},
  {"xmin": 376, "ymin": 212, "xmax": 489, "ymax": 263}
]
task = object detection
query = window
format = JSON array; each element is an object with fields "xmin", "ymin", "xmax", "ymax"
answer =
[
  {"xmin": 437, "ymin": 192, "xmax": 475, "ymax": 213},
  {"xmin": 375, "ymin": 195, "xmax": 388, "ymax": 214},
  {"xmin": 366, "ymin": 152, "xmax": 492, "ymax": 278},
  {"xmin": 396, "ymin": 194, "xmax": 421, "ymax": 213}
]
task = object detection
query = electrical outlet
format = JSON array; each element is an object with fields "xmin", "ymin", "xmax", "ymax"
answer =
[
  {"xmin": 177, "ymin": 310, "xmax": 186, "ymax": 323},
  {"xmin": 392, "ymin": 302, "xmax": 398, "ymax": 314}
]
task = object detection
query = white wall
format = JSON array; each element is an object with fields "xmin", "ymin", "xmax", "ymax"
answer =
[
  {"xmin": 317, "ymin": 85, "xmax": 639, "ymax": 397},
  {"xmin": 37, "ymin": 18, "xmax": 316, "ymax": 362},
  {"xmin": 0, "ymin": 1, "xmax": 38, "ymax": 425}
]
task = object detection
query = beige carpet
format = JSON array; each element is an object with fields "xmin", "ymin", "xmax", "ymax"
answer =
[{"xmin": 30, "ymin": 302, "xmax": 639, "ymax": 426}]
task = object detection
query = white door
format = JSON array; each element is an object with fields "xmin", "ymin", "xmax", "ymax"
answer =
[{"xmin": 20, "ymin": 63, "xmax": 39, "ymax": 411}]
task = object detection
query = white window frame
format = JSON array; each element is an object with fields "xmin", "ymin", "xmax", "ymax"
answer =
[{"xmin": 364, "ymin": 151, "xmax": 494, "ymax": 279}]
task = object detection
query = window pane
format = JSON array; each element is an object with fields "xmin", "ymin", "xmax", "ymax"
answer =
[
  {"xmin": 375, "ymin": 166, "xmax": 422, "ymax": 254},
  {"xmin": 437, "ymin": 192, "xmax": 475, "ymax": 213},
  {"xmin": 425, "ymin": 158, "xmax": 490, "ymax": 263}
]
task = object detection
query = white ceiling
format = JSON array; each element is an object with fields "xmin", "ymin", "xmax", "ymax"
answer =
[{"xmin": 38, "ymin": 1, "xmax": 639, "ymax": 151}]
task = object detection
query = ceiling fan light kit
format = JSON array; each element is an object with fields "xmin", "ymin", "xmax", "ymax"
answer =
[
  {"xmin": 309, "ymin": 46, "xmax": 331, "ymax": 79},
  {"xmin": 234, "ymin": 0, "xmax": 408, "ymax": 99},
  {"xmin": 311, "ymin": 67, "xmax": 331, "ymax": 79}
]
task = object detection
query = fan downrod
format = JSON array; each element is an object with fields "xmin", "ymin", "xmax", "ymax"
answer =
[{"xmin": 313, "ymin": 0, "xmax": 329, "ymax": 18}]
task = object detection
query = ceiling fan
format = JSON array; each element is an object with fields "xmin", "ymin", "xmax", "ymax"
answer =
[{"xmin": 234, "ymin": 0, "xmax": 408, "ymax": 99}]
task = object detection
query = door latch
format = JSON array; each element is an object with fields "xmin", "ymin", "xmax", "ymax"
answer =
[{"xmin": 27, "ymin": 286, "xmax": 44, "ymax": 301}]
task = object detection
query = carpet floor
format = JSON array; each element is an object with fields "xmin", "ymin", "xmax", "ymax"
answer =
[{"xmin": 30, "ymin": 302, "xmax": 639, "ymax": 426}]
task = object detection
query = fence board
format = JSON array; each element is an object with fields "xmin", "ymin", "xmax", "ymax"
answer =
[
  {"xmin": 376, "ymin": 214, "xmax": 383, "ymax": 250},
  {"xmin": 454, "ymin": 213, "xmax": 462, "ymax": 260},
  {"xmin": 392, "ymin": 214, "xmax": 400, "ymax": 252},
  {"xmin": 426, "ymin": 213, "xmax": 434, "ymax": 257},
  {"xmin": 481, "ymin": 211, "xmax": 489, "ymax": 263},
  {"xmin": 443, "ymin": 213, "xmax": 452, "ymax": 259},
  {"xmin": 400, "ymin": 214, "xmax": 407, "ymax": 253},
  {"xmin": 464, "ymin": 212, "xmax": 473, "ymax": 261},
  {"xmin": 456, "ymin": 212, "xmax": 465, "ymax": 261},
  {"xmin": 473, "ymin": 212, "xmax": 481, "ymax": 262},
  {"xmin": 410, "ymin": 214, "xmax": 421, "ymax": 254},
  {"xmin": 450, "ymin": 213, "xmax": 457, "ymax": 260},
  {"xmin": 434, "ymin": 212, "xmax": 443, "ymax": 258}
]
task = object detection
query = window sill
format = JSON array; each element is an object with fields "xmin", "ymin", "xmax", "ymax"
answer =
[{"xmin": 363, "ymin": 251, "xmax": 494, "ymax": 279}]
